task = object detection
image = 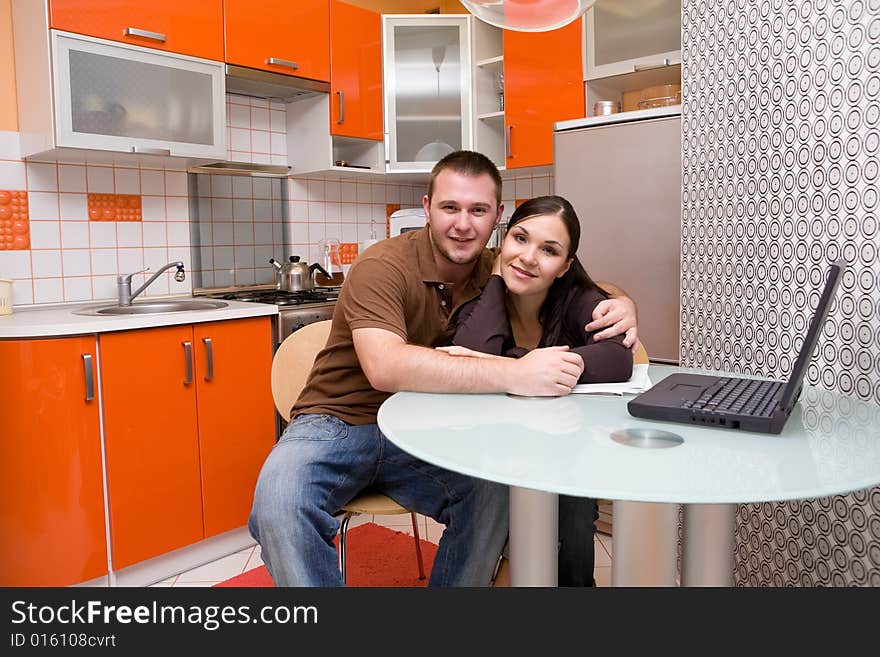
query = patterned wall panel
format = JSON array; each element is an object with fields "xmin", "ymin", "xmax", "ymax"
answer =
[{"xmin": 681, "ymin": 0, "xmax": 880, "ymax": 585}]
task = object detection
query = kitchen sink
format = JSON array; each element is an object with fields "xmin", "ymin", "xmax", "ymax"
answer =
[{"xmin": 73, "ymin": 299, "xmax": 229, "ymax": 316}]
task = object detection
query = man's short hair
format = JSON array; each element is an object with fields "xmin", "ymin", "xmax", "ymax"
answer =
[{"xmin": 427, "ymin": 150, "xmax": 503, "ymax": 206}]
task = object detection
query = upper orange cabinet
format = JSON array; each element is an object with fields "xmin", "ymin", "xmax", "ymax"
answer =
[
  {"xmin": 503, "ymin": 20, "xmax": 585, "ymax": 169},
  {"xmin": 49, "ymin": 0, "xmax": 225, "ymax": 60},
  {"xmin": 0, "ymin": 336, "xmax": 107, "ymax": 586},
  {"xmin": 329, "ymin": 0, "xmax": 382, "ymax": 140},
  {"xmin": 224, "ymin": 0, "xmax": 330, "ymax": 83}
]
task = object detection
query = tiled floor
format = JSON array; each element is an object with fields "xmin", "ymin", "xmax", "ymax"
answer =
[{"xmin": 149, "ymin": 513, "xmax": 613, "ymax": 587}]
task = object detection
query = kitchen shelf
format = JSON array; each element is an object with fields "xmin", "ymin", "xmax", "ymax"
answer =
[
  {"xmin": 476, "ymin": 55, "xmax": 503, "ymax": 69},
  {"xmin": 477, "ymin": 110, "xmax": 504, "ymax": 121}
]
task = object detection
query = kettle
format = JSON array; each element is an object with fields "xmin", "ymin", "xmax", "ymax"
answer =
[{"xmin": 269, "ymin": 256, "xmax": 330, "ymax": 292}]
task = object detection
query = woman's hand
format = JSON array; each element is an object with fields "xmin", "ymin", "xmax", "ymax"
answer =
[{"xmin": 436, "ymin": 345, "xmax": 505, "ymax": 360}]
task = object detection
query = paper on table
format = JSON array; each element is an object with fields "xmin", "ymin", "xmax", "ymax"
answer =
[{"xmin": 571, "ymin": 364, "xmax": 652, "ymax": 395}]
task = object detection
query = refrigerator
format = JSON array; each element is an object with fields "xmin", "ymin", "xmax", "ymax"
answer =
[{"xmin": 554, "ymin": 106, "xmax": 682, "ymax": 364}]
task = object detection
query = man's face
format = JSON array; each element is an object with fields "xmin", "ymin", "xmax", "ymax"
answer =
[{"xmin": 422, "ymin": 170, "xmax": 502, "ymax": 267}]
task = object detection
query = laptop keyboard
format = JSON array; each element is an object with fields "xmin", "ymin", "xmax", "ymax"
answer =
[{"xmin": 681, "ymin": 377, "xmax": 783, "ymax": 417}]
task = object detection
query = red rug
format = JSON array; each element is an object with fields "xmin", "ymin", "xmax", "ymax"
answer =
[{"xmin": 215, "ymin": 522, "xmax": 437, "ymax": 587}]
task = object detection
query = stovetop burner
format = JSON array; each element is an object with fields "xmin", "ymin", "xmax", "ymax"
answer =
[{"xmin": 204, "ymin": 287, "xmax": 340, "ymax": 306}]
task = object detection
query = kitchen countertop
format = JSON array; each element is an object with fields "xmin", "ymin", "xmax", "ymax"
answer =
[
  {"xmin": 0, "ymin": 298, "xmax": 278, "ymax": 338},
  {"xmin": 554, "ymin": 104, "xmax": 681, "ymax": 132}
]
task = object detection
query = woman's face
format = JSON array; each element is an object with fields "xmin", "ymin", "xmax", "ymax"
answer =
[{"xmin": 498, "ymin": 213, "xmax": 572, "ymax": 298}]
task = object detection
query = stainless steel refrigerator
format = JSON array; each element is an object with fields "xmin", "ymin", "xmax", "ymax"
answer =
[{"xmin": 554, "ymin": 106, "xmax": 681, "ymax": 363}]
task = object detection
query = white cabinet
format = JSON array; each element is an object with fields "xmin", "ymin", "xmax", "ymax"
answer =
[
  {"xmin": 584, "ymin": 0, "xmax": 681, "ymax": 80},
  {"xmin": 472, "ymin": 19, "xmax": 505, "ymax": 169},
  {"xmin": 13, "ymin": 0, "xmax": 226, "ymax": 163},
  {"xmin": 382, "ymin": 15, "xmax": 473, "ymax": 173}
]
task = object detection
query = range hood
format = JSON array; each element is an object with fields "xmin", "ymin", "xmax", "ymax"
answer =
[
  {"xmin": 187, "ymin": 161, "xmax": 291, "ymax": 177},
  {"xmin": 225, "ymin": 64, "xmax": 330, "ymax": 103},
  {"xmin": 188, "ymin": 65, "xmax": 331, "ymax": 176}
]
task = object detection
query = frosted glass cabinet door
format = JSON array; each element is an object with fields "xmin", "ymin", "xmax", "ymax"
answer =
[
  {"xmin": 53, "ymin": 31, "xmax": 226, "ymax": 158},
  {"xmin": 383, "ymin": 16, "xmax": 472, "ymax": 172},
  {"xmin": 585, "ymin": 0, "xmax": 681, "ymax": 80}
]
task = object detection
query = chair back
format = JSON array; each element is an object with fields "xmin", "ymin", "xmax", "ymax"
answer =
[
  {"xmin": 633, "ymin": 340, "xmax": 649, "ymax": 365},
  {"xmin": 270, "ymin": 319, "xmax": 332, "ymax": 420}
]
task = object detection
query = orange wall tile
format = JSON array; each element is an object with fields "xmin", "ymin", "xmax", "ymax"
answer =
[{"xmin": 0, "ymin": 0, "xmax": 18, "ymax": 132}]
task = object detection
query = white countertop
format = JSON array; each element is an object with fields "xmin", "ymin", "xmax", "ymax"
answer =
[
  {"xmin": 554, "ymin": 104, "xmax": 681, "ymax": 132},
  {"xmin": 0, "ymin": 298, "xmax": 278, "ymax": 338}
]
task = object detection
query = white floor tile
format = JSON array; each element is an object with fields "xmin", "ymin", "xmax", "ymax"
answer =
[
  {"xmin": 372, "ymin": 513, "xmax": 416, "ymax": 528},
  {"xmin": 173, "ymin": 582, "xmax": 219, "ymax": 587},
  {"xmin": 594, "ymin": 537, "xmax": 612, "ymax": 567},
  {"xmin": 244, "ymin": 545, "xmax": 263, "ymax": 572},
  {"xmin": 425, "ymin": 522, "xmax": 444, "ymax": 545},
  {"xmin": 594, "ymin": 566, "xmax": 611, "ymax": 588},
  {"xmin": 175, "ymin": 551, "xmax": 251, "ymax": 583}
]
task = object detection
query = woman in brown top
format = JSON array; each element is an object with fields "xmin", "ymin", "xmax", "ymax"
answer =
[{"xmin": 443, "ymin": 195, "xmax": 633, "ymax": 586}]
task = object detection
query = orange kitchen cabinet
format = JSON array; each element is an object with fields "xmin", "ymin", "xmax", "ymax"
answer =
[
  {"xmin": 0, "ymin": 336, "xmax": 107, "ymax": 586},
  {"xmin": 99, "ymin": 325, "xmax": 204, "ymax": 570},
  {"xmin": 49, "ymin": 0, "xmax": 225, "ymax": 60},
  {"xmin": 329, "ymin": 0, "xmax": 382, "ymax": 140},
  {"xmin": 503, "ymin": 21, "xmax": 585, "ymax": 169},
  {"xmin": 192, "ymin": 318, "xmax": 275, "ymax": 537},
  {"xmin": 224, "ymin": 0, "xmax": 330, "ymax": 82}
]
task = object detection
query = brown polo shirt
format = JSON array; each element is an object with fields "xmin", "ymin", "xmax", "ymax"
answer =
[{"xmin": 291, "ymin": 227, "xmax": 495, "ymax": 425}]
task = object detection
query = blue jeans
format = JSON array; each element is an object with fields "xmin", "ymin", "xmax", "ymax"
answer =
[{"xmin": 248, "ymin": 413, "xmax": 509, "ymax": 586}]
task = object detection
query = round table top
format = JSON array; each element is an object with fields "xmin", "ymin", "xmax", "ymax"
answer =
[{"xmin": 377, "ymin": 365, "xmax": 880, "ymax": 504}]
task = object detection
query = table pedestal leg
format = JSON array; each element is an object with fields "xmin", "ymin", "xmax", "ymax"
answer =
[
  {"xmin": 681, "ymin": 503, "xmax": 736, "ymax": 587},
  {"xmin": 611, "ymin": 501, "xmax": 678, "ymax": 586},
  {"xmin": 509, "ymin": 486, "xmax": 558, "ymax": 587}
]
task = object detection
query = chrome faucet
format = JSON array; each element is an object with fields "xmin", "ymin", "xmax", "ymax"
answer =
[{"xmin": 117, "ymin": 261, "xmax": 186, "ymax": 306}]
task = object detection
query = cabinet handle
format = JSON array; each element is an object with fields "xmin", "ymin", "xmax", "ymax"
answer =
[
  {"xmin": 336, "ymin": 91, "xmax": 345, "ymax": 124},
  {"xmin": 130, "ymin": 146, "xmax": 171, "ymax": 155},
  {"xmin": 505, "ymin": 125, "xmax": 513, "ymax": 159},
  {"xmin": 633, "ymin": 59, "xmax": 670, "ymax": 72},
  {"xmin": 123, "ymin": 27, "xmax": 167, "ymax": 43},
  {"xmin": 182, "ymin": 341, "xmax": 193, "ymax": 386},
  {"xmin": 384, "ymin": 134, "xmax": 390, "ymax": 163},
  {"xmin": 203, "ymin": 337, "xmax": 214, "ymax": 382},
  {"xmin": 266, "ymin": 57, "xmax": 299, "ymax": 71},
  {"xmin": 82, "ymin": 354, "xmax": 95, "ymax": 402}
]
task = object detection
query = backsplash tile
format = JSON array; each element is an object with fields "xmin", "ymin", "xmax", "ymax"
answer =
[
  {"xmin": 0, "ymin": 190, "xmax": 29, "ymax": 250},
  {"xmin": 0, "ymin": 121, "xmax": 553, "ymax": 307}
]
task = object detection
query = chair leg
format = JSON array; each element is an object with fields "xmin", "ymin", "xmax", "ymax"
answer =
[
  {"xmin": 409, "ymin": 512, "xmax": 426, "ymax": 580},
  {"xmin": 339, "ymin": 512, "xmax": 354, "ymax": 584}
]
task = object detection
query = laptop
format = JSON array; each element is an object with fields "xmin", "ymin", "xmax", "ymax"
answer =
[{"xmin": 627, "ymin": 259, "xmax": 846, "ymax": 434}]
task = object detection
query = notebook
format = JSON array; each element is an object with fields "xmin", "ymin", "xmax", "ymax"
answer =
[{"xmin": 627, "ymin": 259, "xmax": 845, "ymax": 434}]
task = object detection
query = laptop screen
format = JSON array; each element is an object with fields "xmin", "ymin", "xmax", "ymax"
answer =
[{"xmin": 778, "ymin": 259, "xmax": 846, "ymax": 412}]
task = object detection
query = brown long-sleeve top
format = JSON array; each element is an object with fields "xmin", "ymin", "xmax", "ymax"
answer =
[{"xmin": 452, "ymin": 274, "xmax": 633, "ymax": 384}]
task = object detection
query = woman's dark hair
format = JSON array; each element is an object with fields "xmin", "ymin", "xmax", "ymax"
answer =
[{"xmin": 505, "ymin": 195, "xmax": 608, "ymax": 346}]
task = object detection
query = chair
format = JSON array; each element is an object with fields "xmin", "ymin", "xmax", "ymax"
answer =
[
  {"xmin": 270, "ymin": 319, "xmax": 426, "ymax": 582},
  {"xmin": 633, "ymin": 340, "xmax": 649, "ymax": 365}
]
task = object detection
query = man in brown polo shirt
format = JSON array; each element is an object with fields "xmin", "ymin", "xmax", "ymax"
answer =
[{"xmin": 249, "ymin": 151, "xmax": 639, "ymax": 586}]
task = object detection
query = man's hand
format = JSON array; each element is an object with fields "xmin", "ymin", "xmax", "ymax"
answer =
[
  {"xmin": 585, "ymin": 297, "xmax": 639, "ymax": 351},
  {"xmin": 507, "ymin": 346, "xmax": 584, "ymax": 397}
]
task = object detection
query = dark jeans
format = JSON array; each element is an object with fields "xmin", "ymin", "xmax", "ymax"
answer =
[{"xmin": 558, "ymin": 495, "xmax": 599, "ymax": 587}]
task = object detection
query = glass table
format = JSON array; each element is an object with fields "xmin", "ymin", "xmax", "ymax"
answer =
[{"xmin": 377, "ymin": 365, "xmax": 880, "ymax": 586}]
